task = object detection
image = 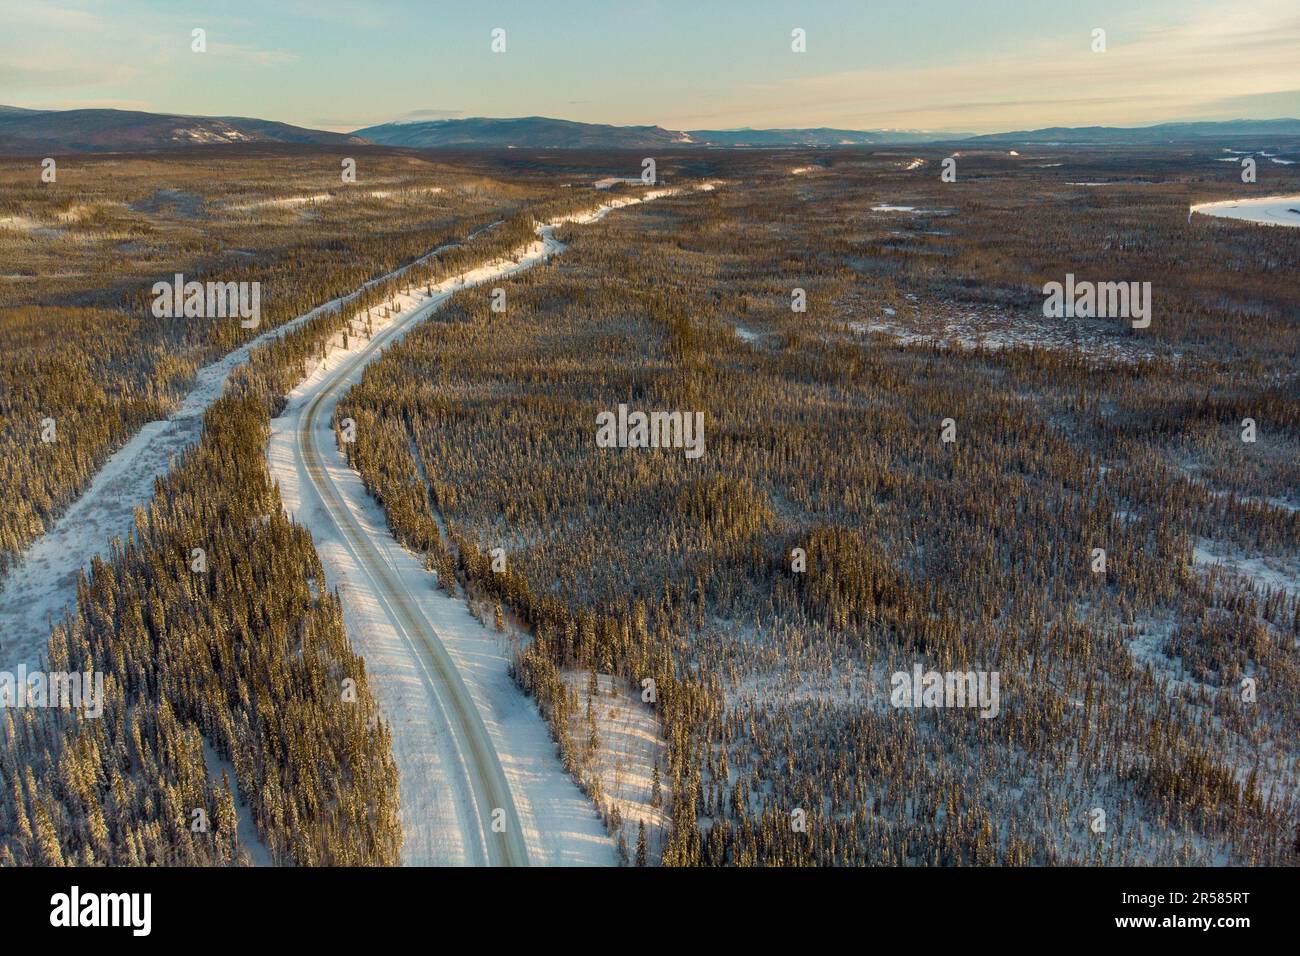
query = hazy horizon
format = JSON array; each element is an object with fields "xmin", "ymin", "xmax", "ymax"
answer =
[{"xmin": 3, "ymin": 0, "xmax": 1298, "ymax": 135}]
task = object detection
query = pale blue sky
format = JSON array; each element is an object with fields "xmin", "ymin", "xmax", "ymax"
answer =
[{"xmin": 2, "ymin": 0, "xmax": 1297, "ymax": 133}]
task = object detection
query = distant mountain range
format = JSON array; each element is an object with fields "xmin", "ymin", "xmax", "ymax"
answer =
[
  {"xmin": 0, "ymin": 106, "xmax": 366, "ymax": 153},
  {"xmin": 353, "ymin": 118, "xmax": 963, "ymax": 148},
  {"xmin": 2, "ymin": 106, "xmax": 1298, "ymax": 153},
  {"xmin": 353, "ymin": 116, "xmax": 695, "ymax": 149},
  {"xmin": 966, "ymin": 118, "xmax": 1300, "ymax": 145},
  {"xmin": 686, "ymin": 127, "xmax": 960, "ymax": 146}
]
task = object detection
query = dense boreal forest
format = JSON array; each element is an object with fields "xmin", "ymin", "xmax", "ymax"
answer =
[
  {"xmin": 0, "ymin": 151, "xmax": 674, "ymax": 864},
  {"xmin": 0, "ymin": 151, "xmax": 554, "ymax": 579},
  {"xmin": 0, "ymin": 151, "xmax": 572, "ymax": 864},
  {"xmin": 0, "ymin": 146, "xmax": 1296, "ymax": 866},
  {"xmin": 339, "ymin": 152, "xmax": 1299, "ymax": 865},
  {"xmin": 0, "ymin": 388, "xmax": 401, "ymax": 865}
]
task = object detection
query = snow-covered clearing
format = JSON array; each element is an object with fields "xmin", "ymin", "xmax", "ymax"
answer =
[
  {"xmin": 1193, "ymin": 540, "xmax": 1300, "ymax": 600},
  {"xmin": 846, "ymin": 305, "xmax": 1162, "ymax": 365},
  {"xmin": 227, "ymin": 187, "xmax": 443, "ymax": 211},
  {"xmin": 560, "ymin": 672, "xmax": 669, "ymax": 864},
  {"xmin": 364, "ymin": 187, "xmax": 444, "ymax": 200},
  {"xmin": 229, "ymin": 192, "xmax": 333, "ymax": 210},
  {"xmin": 0, "ymin": 215, "xmax": 63, "ymax": 238},
  {"xmin": 593, "ymin": 177, "xmax": 643, "ymax": 190},
  {"xmin": 1190, "ymin": 194, "xmax": 1300, "ymax": 228},
  {"xmin": 0, "ymin": 215, "xmax": 42, "ymax": 231},
  {"xmin": 201, "ymin": 739, "xmax": 274, "ymax": 866}
]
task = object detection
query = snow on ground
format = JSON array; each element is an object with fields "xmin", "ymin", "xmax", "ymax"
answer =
[
  {"xmin": 268, "ymin": 233, "xmax": 617, "ymax": 864},
  {"xmin": 593, "ymin": 177, "xmax": 643, "ymax": 190},
  {"xmin": 1191, "ymin": 194, "xmax": 1300, "ymax": 228},
  {"xmin": 734, "ymin": 324, "xmax": 761, "ymax": 343},
  {"xmin": 1193, "ymin": 540, "xmax": 1300, "ymax": 600},
  {"xmin": 229, "ymin": 192, "xmax": 333, "ymax": 210},
  {"xmin": 845, "ymin": 305, "xmax": 1162, "ymax": 365},
  {"xmin": 872, "ymin": 204, "xmax": 919, "ymax": 212},
  {"xmin": 552, "ymin": 187, "xmax": 680, "ymax": 226},
  {"xmin": 1122, "ymin": 615, "xmax": 1216, "ymax": 695},
  {"xmin": 789, "ymin": 167, "xmax": 816, "ymax": 175},
  {"xmin": 270, "ymin": 381, "xmax": 618, "ymax": 863},
  {"xmin": 0, "ymin": 215, "xmax": 62, "ymax": 238},
  {"xmin": 227, "ymin": 187, "xmax": 443, "ymax": 211},
  {"xmin": 0, "ymin": 215, "xmax": 41, "ymax": 231},
  {"xmin": 201, "ymin": 739, "xmax": 274, "ymax": 866},
  {"xmin": 726, "ymin": 666, "xmax": 873, "ymax": 712},
  {"xmin": 560, "ymin": 671, "xmax": 668, "ymax": 864},
  {"xmin": 364, "ymin": 187, "xmax": 444, "ymax": 200},
  {"xmin": 0, "ymin": 226, "xmax": 493, "ymax": 676}
]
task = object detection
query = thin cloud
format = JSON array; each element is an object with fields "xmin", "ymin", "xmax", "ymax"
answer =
[
  {"xmin": 662, "ymin": 1, "xmax": 1300, "ymax": 132},
  {"xmin": 0, "ymin": 53, "xmax": 142, "ymax": 91}
]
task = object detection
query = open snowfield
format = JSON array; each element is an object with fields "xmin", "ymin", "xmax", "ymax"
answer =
[
  {"xmin": 1193, "ymin": 540, "xmax": 1300, "ymax": 600},
  {"xmin": 1190, "ymin": 194, "xmax": 1300, "ymax": 228},
  {"xmin": 560, "ymin": 671, "xmax": 669, "ymax": 863}
]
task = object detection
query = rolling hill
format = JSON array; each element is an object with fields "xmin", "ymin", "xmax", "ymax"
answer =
[
  {"xmin": 4, "ymin": 105, "xmax": 1298, "ymax": 153},
  {"xmin": 965, "ymin": 118, "xmax": 1300, "ymax": 145},
  {"xmin": 352, "ymin": 116, "xmax": 695, "ymax": 149},
  {"xmin": 0, "ymin": 107, "xmax": 369, "ymax": 153}
]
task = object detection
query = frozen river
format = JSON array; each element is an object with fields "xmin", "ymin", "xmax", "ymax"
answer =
[{"xmin": 1191, "ymin": 194, "xmax": 1300, "ymax": 228}]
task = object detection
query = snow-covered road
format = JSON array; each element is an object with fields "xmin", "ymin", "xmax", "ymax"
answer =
[{"xmin": 267, "ymin": 188, "xmax": 685, "ymax": 865}]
